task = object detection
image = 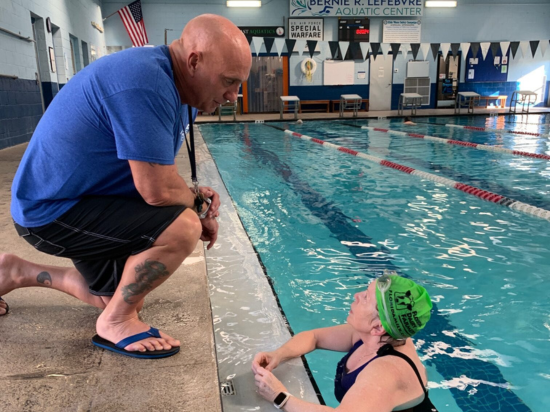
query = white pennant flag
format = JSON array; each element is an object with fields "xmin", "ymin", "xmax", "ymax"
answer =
[
  {"xmin": 274, "ymin": 38, "xmax": 285, "ymax": 57},
  {"xmin": 519, "ymin": 41, "xmax": 530, "ymax": 59},
  {"xmin": 380, "ymin": 43, "xmax": 391, "ymax": 58},
  {"xmin": 540, "ymin": 40, "xmax": 549, "ymax": 57},
  {"xmin": 360, "ymin": 42, "xmax": 370, "ymax": 60},
  {"xmin": 460, "ymin": 43, "xmax": 471, "ymax": 62},
  {"xmin": 400, "ymin": 43, "xmax": 410, "ymax": 58},
  {"xmin": 319, "ymin": 41, "xmax": 330, "ymax": 58},
  {"xmin": 500, "ymin": 41, "xmax": 510, "ymax": 57},
  {"xmin": 295, "ymin": 39, "xmax": 307, "ymax": 57},
  {"xmin": 339, "ymin": 41, "xmax": 350, "ymax": 59},
  {"xmin": 440, "ymin": 43, "xmax": 450, "ymax": 59},
  {"xmin": 480, "ymin": 42, "xmax": 490, "ymax": 60},
  {"xmin": 420, "ymin": 43, "xmax": 431, "ymax": 61},
  {"xmin": 252, "ymin": 37, "xmax": 263, "ymax": 56}
]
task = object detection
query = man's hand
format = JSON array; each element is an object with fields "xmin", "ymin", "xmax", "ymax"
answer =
[
  {"xmin": 200, "ymin": 215, "xmax": 219, "ymax": 250},
  {"xmin": 195, "ymin": 186, "xmax": 220, "ymax": 218}
]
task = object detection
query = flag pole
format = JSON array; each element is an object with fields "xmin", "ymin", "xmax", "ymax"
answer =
[{"xmin": 103, "ymin": 10, "xmax": 120, "ymax": 22}]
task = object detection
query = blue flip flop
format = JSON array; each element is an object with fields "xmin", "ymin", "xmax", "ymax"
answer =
[
  {"xmin": 92, "ymin": 327, "xmax": 180, "ymax": 359},
  {"xmin": 0, "ymin": 297, "xmax": 8, "ymax": 316}
]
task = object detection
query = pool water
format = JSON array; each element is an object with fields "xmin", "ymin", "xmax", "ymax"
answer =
[{"xmin": 200, "ymin": 114, "xmax": 550, "ymax": 412}]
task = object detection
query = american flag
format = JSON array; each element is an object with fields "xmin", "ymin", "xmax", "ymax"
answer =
[{"xmin": 117, "ymin": 0, "xmax": 149, "ymax": 47}]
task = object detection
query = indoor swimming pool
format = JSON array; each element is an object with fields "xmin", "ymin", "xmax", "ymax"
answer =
[{"xmin": 200, "ymin": 114, "xmax": 550, "ymax": 412}]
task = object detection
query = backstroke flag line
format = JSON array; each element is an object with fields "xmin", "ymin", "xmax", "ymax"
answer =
[{"xmin": 117, "ymin": 0, "xmax": 149, "ymax": 47}]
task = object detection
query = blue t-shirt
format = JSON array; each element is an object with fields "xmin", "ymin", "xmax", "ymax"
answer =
[{"xmin": 11, "ymin": 45, "xmax": 198, "ymax": 227}]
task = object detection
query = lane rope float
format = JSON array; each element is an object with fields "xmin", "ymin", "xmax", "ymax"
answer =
[
  {"xmin": 446, "ymin": 123, "xmax": 550, "ymax": 138},
  {"xmin": 362, "ymin": 126, "xmax": 550, "ymax": 161},
  {"xmin": 282, "ymin": 128, "xmax": 550, "ymax": 222}
]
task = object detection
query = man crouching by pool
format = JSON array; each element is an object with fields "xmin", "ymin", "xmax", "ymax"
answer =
[{"xmin": 252, "ymin": 272, "xmax": 438, "ymax": 411}]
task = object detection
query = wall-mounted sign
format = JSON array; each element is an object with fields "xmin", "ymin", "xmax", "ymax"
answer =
[
  {"xmin": 290, "ymin": 0, "xmax": 423, "ymax": 17},
  {"xmin": 338, "ymin": 18, "xmax": 369, "ymax": 42},
  {"xmin": 91, "ymin": 21, "xmax": 104, "ymax": 33},
  {"xmin": 240, "ymin": 26, "xmax": 285, "ymax": 38},
  {"xmin": 289, "ymin": 18, "xmax": 323, "ymax": 40},
  {"xmin": 382, "ymin": 20, "xmax": 421, "ymax": 43}
]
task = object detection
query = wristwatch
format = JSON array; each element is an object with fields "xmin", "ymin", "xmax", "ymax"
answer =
[
  {"xmin": 273, "ymin": 392, "xmax": 291, "ymax": 410},
  {"xmin": 198, "ymin": 197, "xmax": 212, "ymax": 219}
]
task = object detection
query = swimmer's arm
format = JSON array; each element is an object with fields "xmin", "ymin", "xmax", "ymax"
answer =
[{"xmin": 129, "ymin": 160, "xmax": 196, "ymax": 209}]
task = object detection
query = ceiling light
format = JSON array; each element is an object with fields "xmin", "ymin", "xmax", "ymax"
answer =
[
  {"xmin": 227, "ymin": 1, "xmax": 261, "ymax": 7},
  {"xmin": 425, "ymin": 1, "xmax": 457, "ymax": 7}
]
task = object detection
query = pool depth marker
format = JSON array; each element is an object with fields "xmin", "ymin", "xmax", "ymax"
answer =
[
  {"xmin": 362, "ymin": 126, "xmax": 550, "ymax": 160},
  {"xmin": 446, "ymin": 123, "xmax": 550, "ymax": 138},
  {"xmin": 282, "ymin": 128, "xmax": 550, "ymax": 222}
]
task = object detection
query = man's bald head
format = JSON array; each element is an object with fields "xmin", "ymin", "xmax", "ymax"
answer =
[{"xmin": 169, "ymin": 14, "xmax": 251, "ymax": 112}]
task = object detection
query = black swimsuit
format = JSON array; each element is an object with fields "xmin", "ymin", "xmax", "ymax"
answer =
[{"xmin": 334, "ymin": 342, "xmax": 438, "ymax": 412}]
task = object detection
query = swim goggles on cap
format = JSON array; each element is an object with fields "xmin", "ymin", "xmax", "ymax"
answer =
[{"xmin": 376, "ymin": 272, "xmax": 401, "ymax": 339}]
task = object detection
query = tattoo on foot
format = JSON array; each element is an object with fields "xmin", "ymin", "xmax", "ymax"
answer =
[
  {"xmin": 37, "ymin": 271, "xmax": 52, "ymax": 286},
  {"xmin": 121, "ymin": 260, "xmax": 170, "ymax": 304}
]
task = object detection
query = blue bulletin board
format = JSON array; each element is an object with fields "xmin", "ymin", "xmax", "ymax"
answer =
[{"xmin": 465, "ymin": 47, "xmax": 509, "ymax": 83}]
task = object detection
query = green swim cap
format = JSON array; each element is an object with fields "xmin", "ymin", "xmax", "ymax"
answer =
[{"xmin": 375, "ymin": 272, "xmax": 433, "ymax": 340}]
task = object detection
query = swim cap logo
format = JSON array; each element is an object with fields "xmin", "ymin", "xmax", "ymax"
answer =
[{"xmin": 394, "ymin": 290, "xmax": 414, "ymax": 311}]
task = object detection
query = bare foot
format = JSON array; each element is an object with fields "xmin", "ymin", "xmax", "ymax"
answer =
[
  {"xmin": 0, "ymin": 254, "xmax": 24, "ymax": 298},
  {"xmin": 96, "ymin": 310, "xmax": 180, "ymax": 352},
  {"xmin": 0, "ymin": 298, "xmax": 8, "ymax": 316}
]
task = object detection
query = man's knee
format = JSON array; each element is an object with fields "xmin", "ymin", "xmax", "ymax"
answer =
[{"xmin": 154, "ymin": 209, "xmax": 202, "ymax": 251}]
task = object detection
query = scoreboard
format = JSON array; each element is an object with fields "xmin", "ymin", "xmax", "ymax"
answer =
[{"xmin": 338, "ymin": 18, "xmax": 370, "ymax": 42}]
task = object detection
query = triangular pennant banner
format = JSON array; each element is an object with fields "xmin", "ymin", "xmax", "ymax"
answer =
[
  {"xmin": 263, "ymin": 37, "xmax": 275, "ymax": 55},
  {"xmin": 480, "ymin": 42, "xmax": 490, "ymax": 60},
  {"xmin": 500, "ymin": 41, "xmax": 510, "ymax": 57},
  {"xmin": 410, "ymin": 43, "xmax": 420, "ymax": 60},
  {"xmin": 510, "ymin": 41, "xmax": 520, "ymax": 59},
  {"xmin": 490, "ymin": 42, "xmax": 500, "ymax": 59},
  {"xmin": 359, "ymin": 42, "xmax": 370, "ymax": 61},
  {"xmin": 440, "ymin": 43, "xmax": 450, "ymax": 58},
  {"xmin": 274, "ymin": 38, "xmax": 285, "ymax": 57},
  {"xmin": 245, "ymin": 35, "xmax": 252, "ymax": 45},
  {"xmin": 370, "ymin": 42, "xmax": 380, "ymax": 60},
  {"xmin": 470, "ymin": 42, "xmax": 480, "ymax": 59},
  {"xmin": 350, "ymin": 42, "xmax": 363, "ymax": 60},
  {"xmin": 380, "ymin": 43, "xmax": 391, "ymax": 58},
  {"xmin": 339, "ymin": 41, "xmax": 350, "ymax": 60},
  {"xmin": 400, "ymin": 43, "xmax": 410, "ymax": 58},
  {"xmin": 319, "ymin": 41, "xmax": 330, "ymax": 58},
  {"xmin": 420, "ymin": 43, "xmax": 430, "ymax": 61},
  {"xmin": 529, "ymin": 40, "xmax": 539, "ymax": 58},
  {"xmin": 390, "ymin": 43, "xmax": 401, "ymax": 61},
  {"xmin": 520, "ymin": 41, "xmax": 529, "ymax": 59},
  {"xmin": 540, "ymin": 40, "xmax": 549, "ymax": 57},
  {"xmin": 306, "ymin": 40, "xmax": 317, "ymax": 58},
  {"xmin": 430, "ymin": 43, "xmax": 440, "ymax": 61},
  {"xmin": 450, "ymin": 43, "xmax": 460, "ymax": 58},
  {"xmin": 252, "ymin": 37, "xmax": 263, "ymax": 56},
  {"xmin": 329, "ymin": 41, "xmax": 339, "ymax": 59},
  {"xmin": 460, "ymin": 43, "xmax": 470, "ymax": 62},
  {"xmin": 295, "ymin": 39, "xmax": 307, "ymax": 56},
  {"xmin": 285, "ymin": 39, "xmax": 296, "ymax": 55}
]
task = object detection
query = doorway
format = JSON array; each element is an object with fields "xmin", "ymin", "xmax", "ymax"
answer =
[
  {"xmin": 246, "ymin": 56, "xmax": 284, "ymax": 113},
  {"xmin": 369, "ymin": 55, "xmax": 393, "ymax": 111},
  {"xmin": 436, "ymin": 54, "xmax": 461, "ymax": 107},
  {"xmin": 81, "ymin": 40, "xmax": 90, "ymax": 67},
  {"xmin": 69, "ymin": 34, "xmax": 81, "ymax": 74}
]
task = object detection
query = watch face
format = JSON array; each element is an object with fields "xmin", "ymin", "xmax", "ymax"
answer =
[{"xmin": 274, "ymin": 392, "xmax": 287, "ymax": 406}]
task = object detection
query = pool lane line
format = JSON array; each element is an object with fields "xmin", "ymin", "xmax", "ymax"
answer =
[
  {"xmin": 281, "ymin": 128, "xmax": 550, "ymax": 223},
  {"xmin": 362, "ymin": 126, "xmax": 550, "ymax": 160},
  {"xmin": 251, "ymin": 125, "xmax": 533, "ymax": 412},
  {"xmin": 446, "ymin": 123, "xmax": 550, "ymax": 138}
]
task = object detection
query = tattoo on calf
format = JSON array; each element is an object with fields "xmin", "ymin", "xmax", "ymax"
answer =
[
  {"xmin": 121, "ymin": 260, "xmax": 170, "ymax": 304},
  {"xmin": 37, "ymin": 271, "xmax": 52, "ymax": 286}
]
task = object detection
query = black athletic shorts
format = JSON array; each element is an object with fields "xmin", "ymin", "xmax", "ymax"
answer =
[{"xmin": 14, "ymin": 196, "xmax": 187, "ymax": 296}]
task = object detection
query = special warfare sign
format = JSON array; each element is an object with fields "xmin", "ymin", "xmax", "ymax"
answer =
[{"xmin": 290, "ymin": 0, "xmax": 423, "ymax": 17}]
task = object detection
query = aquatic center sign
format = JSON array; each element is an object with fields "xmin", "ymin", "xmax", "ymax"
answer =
[{"xmin": 290, "ymin": 0, "xmax": 423, "ymax": 17}]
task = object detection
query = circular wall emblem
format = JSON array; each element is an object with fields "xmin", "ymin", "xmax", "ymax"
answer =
[{"xmin": 276, "ymin": 27, "xmax": 284, "ymax": 36}]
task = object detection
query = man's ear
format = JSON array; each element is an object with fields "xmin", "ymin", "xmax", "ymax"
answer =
[{"xmin": 187, "ymin": 51, "xmax": 201, "ymax": 76}]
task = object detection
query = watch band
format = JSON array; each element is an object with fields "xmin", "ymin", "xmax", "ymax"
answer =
[
  {"xmin": 198, "ymin": 197, "xmax": 212, "ymax": 219},
  {"xmin": 273, "ymin": 392, "xmax": 291, "ymax": 410}
]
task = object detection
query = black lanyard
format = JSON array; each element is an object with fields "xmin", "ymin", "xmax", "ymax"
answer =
[{"xmin": 184, "ymin": 105, "xmax": 198, "ymax": 189}]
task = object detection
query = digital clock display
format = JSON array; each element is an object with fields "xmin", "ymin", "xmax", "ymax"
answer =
[{"xmin": 337, "ymin": 18, "xmax": 370, "ymax": 60}]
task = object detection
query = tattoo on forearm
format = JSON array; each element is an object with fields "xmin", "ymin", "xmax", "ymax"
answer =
[
  {"xmin": 37, "ymin": 271, "xmax": 52, "ymax": 286},
  {"xmin": 121, "ymin": 260, "xmax": 170, "ymax": 304}
]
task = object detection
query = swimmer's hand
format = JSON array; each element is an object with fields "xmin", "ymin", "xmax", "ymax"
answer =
[{"xmin": 252, "ymin": 351, "xmax": 282, "ymax": 372}]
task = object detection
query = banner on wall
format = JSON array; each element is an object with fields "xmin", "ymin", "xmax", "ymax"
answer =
[
  {"xmin": 289, "ymin": 18, "xmax": 324, "ymax": 39},
  {"xmin": 382, "ymin": 20, "xmax": 421, "ymax": 44},
  {"xmin": 290, "ymin": 0, "xmax": 423, "ymax": 17},
  {"xmin": 240, "ymin": 26, "xmax": 285, "ymax": 38}
]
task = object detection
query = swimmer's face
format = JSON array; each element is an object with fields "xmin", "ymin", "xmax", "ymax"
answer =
[{"xmin": 347, "ymin": 282, "xmax": 379, "ymax": 332}]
